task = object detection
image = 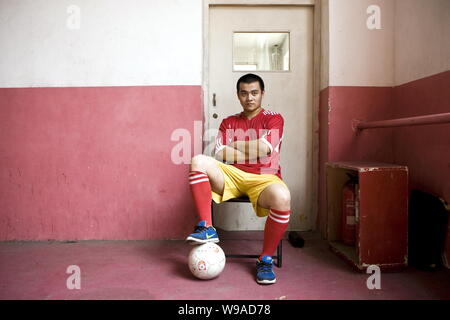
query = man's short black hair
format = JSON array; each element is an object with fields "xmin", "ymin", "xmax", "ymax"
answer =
[{"xmin": 236, "ymin": 73, "xmax": 265, "ymax": 92}]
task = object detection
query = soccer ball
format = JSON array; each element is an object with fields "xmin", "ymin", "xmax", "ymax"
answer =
[{"xmin": 188, "ymin": 243, "xmax": 226, "ymax": 280}]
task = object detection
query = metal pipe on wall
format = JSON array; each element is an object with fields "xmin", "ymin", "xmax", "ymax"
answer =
[{"xmin": 352, "ymin": 112, "xmax": 450, "ymax": 131}]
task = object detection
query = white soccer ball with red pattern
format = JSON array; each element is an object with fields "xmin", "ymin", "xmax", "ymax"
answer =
[{"xmin": 188, "ymin": 243, "xmax": 226, "ymax": 280}]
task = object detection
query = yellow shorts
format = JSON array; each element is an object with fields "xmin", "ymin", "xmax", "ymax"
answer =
[{"xmin": 211, "ymin": 160, "xmax": 288, "ymax": 217}]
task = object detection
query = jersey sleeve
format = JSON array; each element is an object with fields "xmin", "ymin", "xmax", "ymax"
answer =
[
  {"xmin": 214, "ymin": 119, "xmax": 229, "ymax": 155},
  {"xmin": 260, "ymin": 114, "xmax": 284, "ymax": 154}
]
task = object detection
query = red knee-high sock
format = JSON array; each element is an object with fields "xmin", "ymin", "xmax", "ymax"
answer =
[
  {"xmin": 189, "ymin": 170, "xmax": 213, "ymax": 226},
  {"xmin": 260, "ymin": 208, "xmax": 291, "ymax": 259}
]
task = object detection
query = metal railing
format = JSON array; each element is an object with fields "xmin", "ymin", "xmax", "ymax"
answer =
[{"xmin": 352, "ymin": 112, "xmax": 450, "ymax": 131}]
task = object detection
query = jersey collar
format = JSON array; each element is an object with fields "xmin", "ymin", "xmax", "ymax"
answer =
[{"xmin": 240, "ymin": 107, "xmax": 265, "ymax": 119}]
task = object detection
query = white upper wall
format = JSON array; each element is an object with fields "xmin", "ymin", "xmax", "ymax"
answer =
[
  {"xmin": 3, "ymin": 0, "xmax": 446, "ymax": 89},
  {"xmin": 0, "ymin": 0, "xmax": 203, "ymax": 87},
  {"xmin": 394, "ymin": 0, "xmax": 450, "ymax": 85},
  {"xmin": 324, "ymin": 0, "xmax": 449, "ymax": 88},
  {"xmin": 328, "ymin": 0, "xmax": 395, "ymax": 87}
]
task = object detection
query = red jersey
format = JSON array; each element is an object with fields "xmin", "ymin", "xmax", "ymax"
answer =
[{"xmin": 214, "ymin": 108, "xmax": 284, "ymax": 179}]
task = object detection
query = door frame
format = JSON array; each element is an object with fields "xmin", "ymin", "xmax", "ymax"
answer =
[{"xmin": 202, "ymin": 0, "xmax": 322, "ymax": 231}]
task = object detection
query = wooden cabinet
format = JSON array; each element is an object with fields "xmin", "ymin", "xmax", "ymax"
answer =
[{"xmin": 326, "ymin": 162, "xmax": 408, "ymax": 271}]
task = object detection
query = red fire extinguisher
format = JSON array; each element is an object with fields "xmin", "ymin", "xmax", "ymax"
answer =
[{"xmin": 342, "ymin": 173, "xmax": 358, "ymax": 246}]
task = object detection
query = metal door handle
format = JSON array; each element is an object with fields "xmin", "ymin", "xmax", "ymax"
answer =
[{"xmin": 212, "ymin": 93, "xmax": 216, "ymax": 107}]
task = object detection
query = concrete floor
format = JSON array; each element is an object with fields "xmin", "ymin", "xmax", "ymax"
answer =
[{"xmin": 0, "ymin": 231, "xmax": 449, "ymax": 300}]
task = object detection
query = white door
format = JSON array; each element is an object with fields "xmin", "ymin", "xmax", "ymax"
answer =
[{"xmin": 208, "ymin": 5, "xmax": 314, "ymax": 231}]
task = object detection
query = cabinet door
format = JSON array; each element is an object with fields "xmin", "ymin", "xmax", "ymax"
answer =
[{"xmin": 358, "ymin": 169, "xmax": 408, "ymax": 265}]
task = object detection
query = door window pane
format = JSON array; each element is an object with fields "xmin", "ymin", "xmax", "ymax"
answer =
[{"xmin": 233, "ymin": 32, "xmax": 290, "ymax": 71}]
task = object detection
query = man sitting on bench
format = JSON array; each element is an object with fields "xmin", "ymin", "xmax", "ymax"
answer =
[{"xmin": 186, "ymin": 73, "xmax": 291, "ymax": 285}]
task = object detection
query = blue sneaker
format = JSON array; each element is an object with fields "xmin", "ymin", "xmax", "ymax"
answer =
[
  {"xmin": 256, "ymin": 256, "xmax": 276, "ymax": 284},
  {"xmin": 185, "ymin": 220, "xmax": 219, "ymax": 245}
]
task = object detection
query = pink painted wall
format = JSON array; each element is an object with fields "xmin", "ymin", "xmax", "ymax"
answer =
[
  {"xmin": 392, "ymin": 71, "xmax": 450, "ymax": 201},
  {"xmin": 391, "ymin": 71, "xmax": 450, "ymax": 264},
  {"xmin": 327, "ymin": 87, "xmax": 395, "ymax": 162},
  {"xmin": 0, "ymin": 85, "xmax": 201, "ymax": 240},
  {"xmin": 318, "ymin": 86, "xmax": 395, "ymax": 234}
]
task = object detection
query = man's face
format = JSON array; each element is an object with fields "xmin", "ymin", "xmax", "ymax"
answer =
[{"xmin": 237, "ymin": 81, "xmax": 264, "ymax": 114}]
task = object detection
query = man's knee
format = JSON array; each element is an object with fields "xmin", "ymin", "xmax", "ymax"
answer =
[
  {"xmin": 259, "ymin": 184, "xmax": 291, "ymax": 210},
  {"xmin": 275, "ymin": 187, "xmax": 291, "ymax": 208},
  {"xmin": 191, "ymin": 154, "xmax": 214, "ymax": 171}
]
